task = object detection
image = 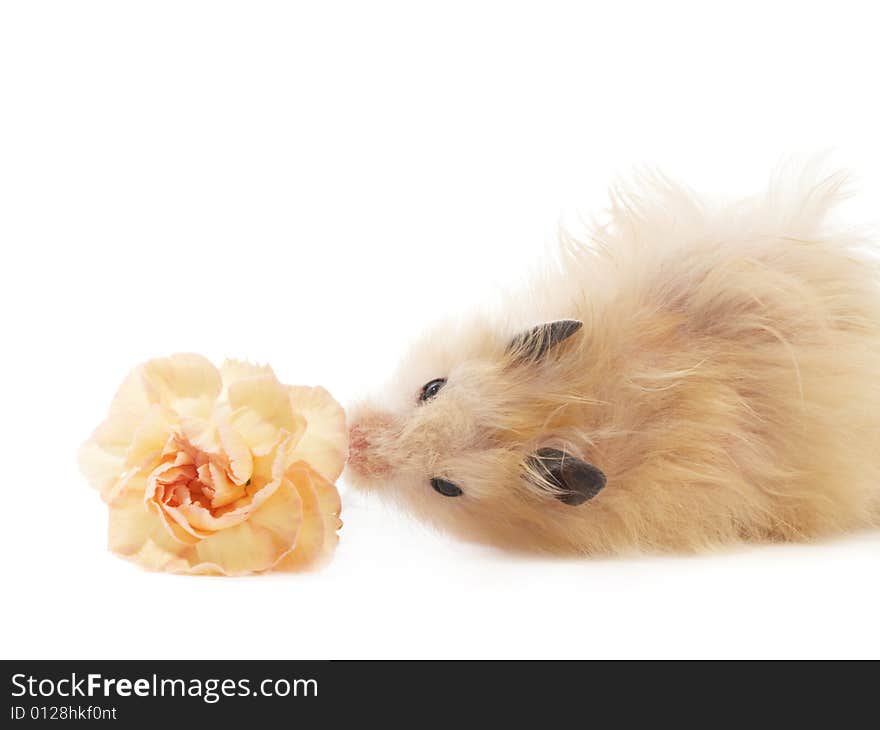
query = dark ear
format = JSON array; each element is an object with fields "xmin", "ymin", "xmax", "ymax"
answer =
[
  {"xmin": 508, "ymin": 320, "xmax": 583, "ymax": 362},
  {"xmin": 526, "ymin": 448, "xmax": 606, "ymax": 506}
]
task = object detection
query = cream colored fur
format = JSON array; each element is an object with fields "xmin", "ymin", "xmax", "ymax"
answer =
[{"xmin": 347, "ymin": 171, "xmax": 880, "ymax": 555}]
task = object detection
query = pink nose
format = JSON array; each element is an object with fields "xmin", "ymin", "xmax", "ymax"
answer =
[
  {"xmin": 347, "ymin": 423, "xmax": 370, "ymax": 465},
  {"xmin": 345, "ymin": 416, "xmax": 392, "ymax": 477}
]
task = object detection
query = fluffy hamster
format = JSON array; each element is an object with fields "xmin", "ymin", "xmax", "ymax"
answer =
[{"xmin": 346, "ymin": 172, "xmax": 880, "ymax": 554}]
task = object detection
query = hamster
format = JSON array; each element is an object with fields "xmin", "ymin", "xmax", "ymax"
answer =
[{"xmin": 345, "ymin": 171, "xmax": 880, "ymax": 555}]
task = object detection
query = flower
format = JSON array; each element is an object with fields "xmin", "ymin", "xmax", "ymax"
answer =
[{"xmin": 79, "ymin": 354, "xmax": 347, "ymax": 575}]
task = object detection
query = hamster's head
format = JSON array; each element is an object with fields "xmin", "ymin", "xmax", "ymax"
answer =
[{"xmin": 346, "ymin": 318, "xmax": 607, "ymax": 552}]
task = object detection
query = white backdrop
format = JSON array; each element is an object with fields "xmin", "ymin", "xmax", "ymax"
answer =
[{"xmin": 2, "ymin": 1, "xmax": 879, "ymax": 659}]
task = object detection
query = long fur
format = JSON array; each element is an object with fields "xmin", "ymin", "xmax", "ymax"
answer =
[{"xmin": 347, "ymin": 170, "xmax": 880, "ymax": 555}]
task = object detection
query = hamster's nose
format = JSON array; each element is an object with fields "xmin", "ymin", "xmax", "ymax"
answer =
[
  {"xmin": 346, "ymin": 416, "xmax": 393, "ymax": 478},
  {"xmin": 347, "ymin": 422, "xmax": 370, "ymax": 465}
]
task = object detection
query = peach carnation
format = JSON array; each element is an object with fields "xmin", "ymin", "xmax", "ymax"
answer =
[{"xmin": 79, "ymin": 354, "xmax": 347, "ymax": 575}]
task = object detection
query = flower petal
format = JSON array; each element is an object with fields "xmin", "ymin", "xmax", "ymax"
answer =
[
  {"xmin": 274, "ymin": 465, "xmax": 340, "ymax": 571},
  {"xmin": 108, "ymin": 488, "xmax": 192, "ymax": 572},
  {"xmin": 78, "ymin": 439, "xmax": 126, "ymax": 501},
  {"xmin": 219, "ymin": 359, "xmax": 276, "ymax": 394},
  {"xmin": 206, "ymin": 461, "xmax": 247, "ymax": 509},
  {"xmin": 217, "ymin": 423, "xmax": 253, "ymax": 485},
  {"xmin": 106, "ymin": 366, "xmax": 153, "ymax": 421},
  {"xmin": 79, "ymin": 411, "xmax": 143, "ymax": 501},
  {"xmin": 291, "ymin": 460, "xmax": 343, "ymax": 531},
  {"xmin": 192, "ymin": 480, "xmax": 303, "ymax": 575},
  {"xmin": 124, "ymin": 405, "xmax": 171, "ymax": 471},
  {"xmin": 287, "ymin": 385, "xmax": 348, "ymax": 482},
  {"xmin": 178, "ymin": 417, "xmax": 220, "ymax": 455},
  {"xmin": 148, "ymin": 457, "xmax": 282, "ymax": 537},
  {"xmin": 141, "ymin": 353, "xmax": 221, "ymax": 419},
  {"xmin": 228, "ymin": 374, "xmax": 304, "ymax": 454}
]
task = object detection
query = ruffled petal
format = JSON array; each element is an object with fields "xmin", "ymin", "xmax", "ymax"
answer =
[
  {"xmin": 206, "ymin": 461, "xmax": 246, "ymax": 508},
  {"xmin": 191, "ymin": 480, "xmax": 303, "ymax": 575},
  {"xmin": 79, "ymin": 412, "xmax": 140, "ymax": 500},
  {"xmin": 287, "ymin": 385, "xmax": 348, "ymax": 482},
  {"xmin": 124, "ymin": 405, "xmax": 171, "ymax": 471},
  {"xmin": 178, "ymin": 417, "xmax": 220, "ymax": 455},
  {"xmin": 217, "ymin": 423, "xmax": 253, "ymax": 485},
  {"xmin": 141, "ymin": 353, "xmax": 221, "ymax": 419},
  {"xmin": 107, "ymin": 489, "xmax": 192, "ymax": 572},
  {"xmin": 106, "ymin": 366, "xmax": 153, "ymax": 422},
  {"xmin": 228, "ymin": 374, "xmax": 304, "ymax": 455},
  {"xmin": 147, "ymin": 459, "xmax": 282, "ymax": 537},
  {"xmin": 274, "ymin": 465, "xmax": 340, "ymax": 571},
  {"xmin": 78, "ymin": 439, "xmax": 126, "ymax": 501},
  {"xmin": 219, "ymin": 359, "xmax": 276, "ymax": 394}
]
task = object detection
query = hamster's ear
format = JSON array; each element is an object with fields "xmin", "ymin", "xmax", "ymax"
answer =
[
  {"xmin": 507, "ymin": 320, "xmax": 582, "ymax": 362},
  {"xmin": 526, "ymin": 448, "xmax": 606, "ymax": 506}
]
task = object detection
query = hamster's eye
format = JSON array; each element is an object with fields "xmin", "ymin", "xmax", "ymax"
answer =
[
  {"xmin": 431, "ymin": 478, "xmax": 463, "ymax": 497},
  {"xmin": 419, "ymin": 378, "xmax": 447, "ymax": 403}
]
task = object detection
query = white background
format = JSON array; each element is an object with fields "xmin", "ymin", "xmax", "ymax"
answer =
[{"xmin": 2, "ymin": 1, "xmax": 879, "ymax": 659}]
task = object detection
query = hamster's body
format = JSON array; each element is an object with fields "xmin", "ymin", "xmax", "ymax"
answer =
[{"xmin": 347, "ymin": 172, "xmax": 880, "ymax": 555}]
